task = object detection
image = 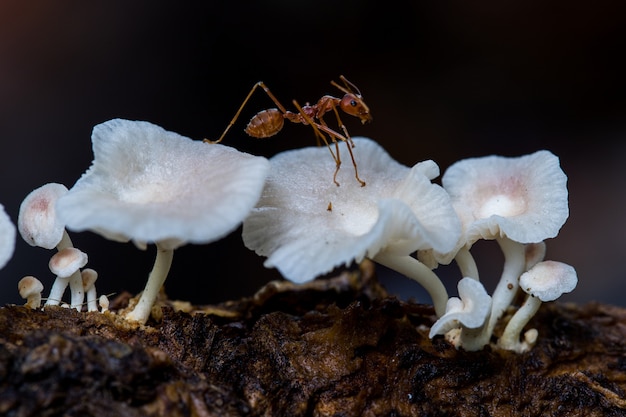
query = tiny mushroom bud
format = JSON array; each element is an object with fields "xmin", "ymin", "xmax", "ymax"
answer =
[
  {"xmin": 498, "ymin": 260, "xmax": 577, "ymax": 352},
  {"xmin": 0, "ymin": 204, "xmax": 16, "ymax": 270},
  {"xmin": 18, "ymin": 276, "xmax": 44, "ymax": 309},
  {"xmin": 99, "ymin": 294, "xmax": 109, "ymax": 312},
  {"xmin": 429, "ymin": 277, "xmax": 492, "ymax": 351},
  {"xmin": 242, "ymin": 138, "xmax": 461, "ymax": 316},
  {"xmin": 81, "ymin": 268, "xmax": 99, "ymax": 312},
  {"xmin": 442, "ymin": 150, "xmax": 569, "ymax": 347},
  {"xmin": 56, "ymin": 119, "xmax": 270, "ymax": 324},
  {"xmin": 47, "ymin": 247, "xmax": 88, "ymax": 309}
]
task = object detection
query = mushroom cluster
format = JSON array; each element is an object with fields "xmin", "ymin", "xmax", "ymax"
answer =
[
  {"xmin": 17, "ymin": 183, "xmax": 93, "ymax": 310},
  {"xmin": 55, "ymin": 119, "xmax": 270, "ymax": 324},
  {"xmin": 242, "ymin": 140, "xmax": 576, "ymax": 352}
]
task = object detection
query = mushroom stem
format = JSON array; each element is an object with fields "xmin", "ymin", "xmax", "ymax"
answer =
[
  {"xmin": 45, "ymin": 230, "xmax": 85, "ymax": 310},
  {"xmin": 490, "ymin": 237, "xmax": 527, "ymax": 325},
  {"xmin": 373, "ymin": 252, "xmax": 448, "ymax": 317},
  {"xmin": 125, "ymin": 243, "xmax": 174, "ymax": 324},
  {"xmin": 497, "ymin": 295, "xmax": 542, "ymax": 352},
  {"xmin": 454, "ymin": 246, "xmax": 479, "ymax": 280}
]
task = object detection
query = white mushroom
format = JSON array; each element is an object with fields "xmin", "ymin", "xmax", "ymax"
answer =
[
  {"xmin": 47, "ymin": 247, "xmax": 88, "ymax": 307},
  {"xmin": 17, "ymin": 183, "xmax": 86, "ymax": 310},
  {"xmin": 0, "ymin": 203, "xmax": 16, "ymax": 270},
  {"xmin": 81, "ymin": 268, "xmax": 99, "ymax": 312},
  {"xmin": 441, "ymin": 150, "xmax": 569, "ymax": 347},
  {"xmin": 498, "ymin": 260, "xmax": 577, "ymax": 352},
  {"xmin": 242, "ymin": 138, "xmax": 461, "ymax": 316},
  {"xmin": 429, "ymin": 277, "xmax": 492, "ymax": 351},
  {"xmin": 18, "ymin": 276, "xmax": 44, "ymax": 309},
  {"xmin": 56, "ymin": 119, "xmax": 270, "ymax": 324},
  {"xmin": 99, "ymin": 294, "xmax": 110, "ymax": 312}
]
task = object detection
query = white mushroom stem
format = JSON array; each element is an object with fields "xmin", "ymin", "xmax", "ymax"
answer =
[
  {"xmin": 497, "ymin": 294, "xmax": 542, "ymax": 353},
  {"xmin": 486, "ymin": 237, "xmax": 526, "ymax": 333},
  {"xmin": 45, "ymin": 230, "xmax": 85, "ymax": 310},
  {"xmin": 454, "ymin": 246, "xmax": 479, "ymax": 280},
  {"xmin": 125, "ymin": 243, "xmax": 174, "ymax": 324},
  {"xmin": 373, "ymin": 252, "xmax": 448, "ymax": 317},
  {"xmin": 81, "ymin": 269, "xmax": 98, "ymax": 312}
]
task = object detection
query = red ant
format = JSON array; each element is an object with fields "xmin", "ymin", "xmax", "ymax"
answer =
[{"xmin": 204, "ymin": 75, "xmax": 372, "ymax": 187}]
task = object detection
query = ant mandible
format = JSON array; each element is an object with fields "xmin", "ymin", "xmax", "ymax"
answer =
[{"xmin": 204, "ymin": 75, "xmax": 372, "ymax": 187}]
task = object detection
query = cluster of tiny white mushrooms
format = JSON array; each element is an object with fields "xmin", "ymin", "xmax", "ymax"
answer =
[{"xmin": 0, "ymin": 118, "xmax": 577, "ymax": 354}]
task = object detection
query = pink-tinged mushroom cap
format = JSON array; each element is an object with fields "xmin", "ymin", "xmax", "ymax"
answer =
[
  {"xmin": 17, "ymin": 183, "xmax": 68, "ymax": 249},
  {"xmin": 519, "ymin": 260, "xmax": 578, "ymax": 301},
  {"xmin": 49, "ymin": 247, "xmax": 88, "ymax": 278},
  {"xmin": 242, "ymin": 138, "xmax": 461, "ymax": 283},
  {"xmin": 442, "ymin": 150, "xmax": 569, "ymax": 245},
  {"xmin": 56, "ymin": 119, "xmax": 270, "ymax": 250},
  {"xmin": 0, "ymin": 204, "xmax": 16, "ymax": 269}
]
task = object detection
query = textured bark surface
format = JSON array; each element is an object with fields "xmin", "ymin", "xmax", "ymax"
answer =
[{"xmin": 1, "ymin": 261, "xmax": 625, "ymax": 416}]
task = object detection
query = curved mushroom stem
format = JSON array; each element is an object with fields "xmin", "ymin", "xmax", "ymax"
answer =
[
  {"xmin": 469, "ymin": 236, "xmax": 527, "ymax": 348},
  {"xmin": 373, "ymin": 252, "xmax": 448, "ymax": 317},
  {"xmin": 45, "ymin": 230, "xmax": 85, "ymax": 310},
  {"xmin": 454, "ymin": 245, "xmax": 479, "ymax": 281},
  {"xmin": 125, "ymin": 243, "xmax": 174, "ymax": 324},
  {"xmin": 497, "ymin": 295, "xmax": 542, "ymax": 352}
]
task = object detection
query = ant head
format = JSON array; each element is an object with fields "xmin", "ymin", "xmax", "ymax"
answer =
[{"xmin": 332, "ymin": 76, "xmax": 373, "ymax": 124}]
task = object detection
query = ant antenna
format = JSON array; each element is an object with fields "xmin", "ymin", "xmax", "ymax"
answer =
[{"xmin": 331, "ymin": 75, "xmax": 362, "ymax": 97}]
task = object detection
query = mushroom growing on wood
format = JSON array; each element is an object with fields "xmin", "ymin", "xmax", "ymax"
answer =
[
  {"xmin": 18, "ymin": 276, "xmax": 44, "ymax": 309},
  {"xmin": 56, "ymin": 119, "xmax": 270, "ymax": 324},
  {"xmin": 242, "ymin": 138, "xmax": 461, "ymax": 316},
  {"xmin": 441, "ymin": 150, "xmax": 569, "ymax": 347},
  {"xmin": 0, "ymin": 203, "xmax": 16, "ymax": 270},
  {"xmin": 429, "ymin": 277, "xmax": 492, "ymax": 351},
  {"xmin": 498, "ymin": 260, "xmax": 577, "ymax": 352},
  {"xmin": 17, "ymin": 183, "xmax": 86, "ymax": 309}
]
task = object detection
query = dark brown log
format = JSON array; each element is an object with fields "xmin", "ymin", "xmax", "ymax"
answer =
[{"xmin": 1, "ymin": 261, "xmax": 625, "ymax": 416}]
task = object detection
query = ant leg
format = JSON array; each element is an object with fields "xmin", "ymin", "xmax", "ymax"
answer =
[
  {"xmin": 327, "ymin": 106, "xmax": 366, "ymax": 187},
  {"xmin": 205, "ymin": 81, "xmax": 289, "ymax": 144},
  {"xmin": 292, "ymin": 100, "xmax": 342, "ymax": 187}
]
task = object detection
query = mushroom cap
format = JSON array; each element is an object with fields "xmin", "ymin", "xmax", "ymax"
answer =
[
  {"xmin": 81, "ymin": 268, "xmax": 98, "ymax": 290},
  {"xmin": 17, "ymin": 183, "xmax": 68, "ymax": 249},
  {"xmin": 0, "ymin": 204, "xmax": 16, "ymax": 269},
  {"xmin": 442, "ymin": 150, "xmax": 569, "ymax": 245},
  {"xmin": 56, "ymin": 119, "xmax": 270, "ymax": 250},
  {"xmin": 242, "ymin": 138, "xmax": 461, "ymax": 283},
  {"xmin": 49, "ymin": 247, "xmax": 88, "ymax": 278},
  {"xmin": 18, "ymin": 276, "xmax": 44, "ymax": 298},
  {"xmin": 519, "ymin": 260, "xmax": 577, "ymax": 302},
  {"xmin": 429, "ymin": 277, "xmax": 492, "ymax": 338}
]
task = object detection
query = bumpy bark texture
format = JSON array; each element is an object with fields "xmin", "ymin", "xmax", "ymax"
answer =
[{"xmin": 1, "ymin": 260, "xmax": 625, "ymax": 416}]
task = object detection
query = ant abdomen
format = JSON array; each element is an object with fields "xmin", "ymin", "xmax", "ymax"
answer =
[{"xmin": 245, "ymin": 109, "xmax": 284, "ymax": 138}]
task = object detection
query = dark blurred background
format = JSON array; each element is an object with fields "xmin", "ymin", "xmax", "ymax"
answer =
[{"xmin": 1, "ymin": 1, "xmax": 625, "ymax": 307}]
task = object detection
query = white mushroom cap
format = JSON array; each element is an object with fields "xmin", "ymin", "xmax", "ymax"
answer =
[
  {"xmin": 442, "ymin": 151, "xmax": 569, "ymax": 245},
  {"xmin": 56, "ymin": 119, "xmax": 270, "ymax": 250},
  {"xmin": 49, "ymin": 247, "xmax": 88, "ymax": 278},
  {"xmin": 519, "ymin": 260, "xmax": 578, "ymax": 302},
  {"xmin": 429, "ymin": 277, "xmax": 492, "ymax": 338},
  {"xmin": 242, "ymin": 138, "xmax": 461, "ymax": 283},
  {"xmin": 17, "ymin": 183, "xmax": 68, "ymax": 249},
  {"xmin": 18, "ymin": 276, "xmax": 44, "ymax": 308},
  {"xmin": 81, "ymin": 268, "xmax": 98, "ymax": 291},
  {"xmin": 0, "ymin": 204, "xmax": 16, "ymax": 269}
]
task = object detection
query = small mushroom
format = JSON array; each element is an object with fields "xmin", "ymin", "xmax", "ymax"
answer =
[
  {"xmin": 99, "ymin": 294, "xmax": 110, "ymax": 312},
  {"xmin": 0, "ymin": 203, "xmax": 16, "ymax": 270},
  {"xmin": 429, "ymin": 277, "xmax": 492, "ymax": 351},
  {"xmin": 442, "ymin": 150, "xmax": 569, "ymax": 347},
  {"xmin": 17, "ymin": 183, "xmax": 86, "ymax": 310},
  {"xmin": 18, "ymin": 276, "xmax": 44, "ymax": 309},
  {"xmin": 81, "ymin": 268, "xmax": 99, "ymax": 312},
  {"xmin": 56, "ymin": 119, "xmax": 270, "ymax": 324},
  {"xmin": 498, "ymin": 260, "xmax": 577, "ymax": 352},
  {"xmin": 242, "ymin": 138, "xmax": 461, "ymax": 316},
  {"xmin": 47, "ymin": 247, "xmax": 88, "ymax": 307}
]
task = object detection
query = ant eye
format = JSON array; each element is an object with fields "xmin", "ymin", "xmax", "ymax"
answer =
[{"xmin": 350, "ymin": 100, "xmax": 357, "ymax": 107}]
